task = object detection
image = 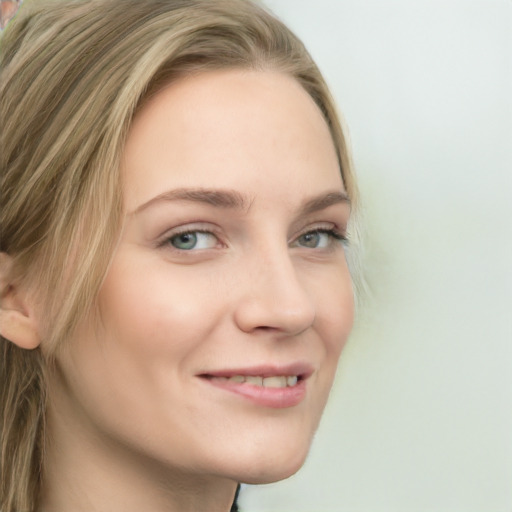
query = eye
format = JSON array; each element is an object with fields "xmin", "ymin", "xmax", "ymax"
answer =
[
  {"xmin": 295, "ymin": 229, "xmax": 346, "ymax": 249},
  {"xmin": 167, "ymin": 230, "xmax": 218, "ymax": 251}
]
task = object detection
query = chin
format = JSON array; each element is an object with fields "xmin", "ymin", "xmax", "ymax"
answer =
[
  {"xmin": 223, "ymin": 441, "xmax": 311, "ymax": 485},
  {"xmin": 237, "ymin": 460, "xmax": 306, "ymax": 485},
  {"xmin": 240, "ymin": 466, "xmax": 304, "ymax": 486}
]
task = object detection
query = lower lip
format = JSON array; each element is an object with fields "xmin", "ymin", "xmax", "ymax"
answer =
[{"xmin": 202, "ymin": 377, "xmax": 307, "ymax": 409}]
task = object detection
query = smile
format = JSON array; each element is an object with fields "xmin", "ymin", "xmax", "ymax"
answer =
[
  {"xmin": 210, "ymin": 375, "xmax": 299, "ymax": 388},
  {"xmin": 199, "ymin": 364, "xmax": 312, "ymax": 408}
]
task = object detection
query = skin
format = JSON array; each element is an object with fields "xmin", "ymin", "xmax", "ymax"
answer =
[{"xmin": 38, "ymin": 69, "xmax": 354, "ymax": 512}]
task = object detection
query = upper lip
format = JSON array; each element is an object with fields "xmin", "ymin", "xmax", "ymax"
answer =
[{"xmin": 199, "ymin": 362, "xmax": 314, "ymax": 380}]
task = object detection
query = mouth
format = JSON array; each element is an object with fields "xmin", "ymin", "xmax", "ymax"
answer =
[
  {"xmin": 198, "ymin": 364, "xmax": 312, "ymax": 408},
  {"xmin": 204, "ymin": 374, "xmax": 301, "ymax": 388}
]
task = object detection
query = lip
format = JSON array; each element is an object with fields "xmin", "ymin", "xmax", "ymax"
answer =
[{"xmin": 198, "ymin": 363, "xmax": 313, "ymax": 409}]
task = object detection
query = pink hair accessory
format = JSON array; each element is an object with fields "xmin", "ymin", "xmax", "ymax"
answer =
[{"xmin": 0, "ymin": 0, "xmax": 22, "ymax": 29}]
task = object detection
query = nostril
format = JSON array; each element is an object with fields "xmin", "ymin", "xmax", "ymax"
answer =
[{"xmin": 232, "ymin": 268, "xmax": 316, "ymax": 336}]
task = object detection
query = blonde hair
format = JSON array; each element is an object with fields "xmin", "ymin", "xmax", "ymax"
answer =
[{"xmin": 0, "ymin": 0, "xmax": 359, "ymax": 509}]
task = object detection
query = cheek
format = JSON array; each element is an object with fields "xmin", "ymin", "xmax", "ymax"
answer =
[
  {"xmin": 97, "ymin": 252, "xmax": 219, "ymax": 356},
  {"xmin": 305, "ymin": 262, "xmax": 354, "ymax": 408},
  {"xmin": 311, "ymin": 261, "xmax": 354, "ymax": 351},
  {"xmin": 56, "ymin": 254, "xmax": 219, "ymax": 445},
  {"xmin": 324, "ymin": 287, "xmax": 354, "ymax": 356}
]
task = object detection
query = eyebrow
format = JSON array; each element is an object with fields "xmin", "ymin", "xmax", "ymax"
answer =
[
  {"xmin": 130, "ymin": 187, "xmax": 350, "ymax": 215},
  {"xmin": 131, "ymin": 187, "xmax": 251, "ymax": 215},
  {"xmin": 301, "ymin": 191, "xmax": 351, "ymax": 215}
]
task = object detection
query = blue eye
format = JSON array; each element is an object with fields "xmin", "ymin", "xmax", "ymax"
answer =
[
  {"xmin": 168, "ymin": 231, "xmax": 217, "ymax": 250},
  {"xmin": 296, "ymin": 229, "xmax": 346, "ymax": 249}
]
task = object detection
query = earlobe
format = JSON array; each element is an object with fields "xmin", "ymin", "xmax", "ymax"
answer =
[{"xmin": 0, "ymin": 253, "xmax": 41, "ymax": 350}]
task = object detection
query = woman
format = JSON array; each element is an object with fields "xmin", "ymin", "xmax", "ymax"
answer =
[{"xmin": 0, "ymin": 0, "xmax": 359, "ymax": 510}]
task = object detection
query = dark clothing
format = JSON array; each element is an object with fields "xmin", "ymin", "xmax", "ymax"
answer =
[{"xmin": 230, "ymin": 484, "xmax": 241, "ymax": 512}]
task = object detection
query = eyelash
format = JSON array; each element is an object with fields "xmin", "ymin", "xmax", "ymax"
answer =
[
  {"xmin": 157, "ymin": 226, "xmax": 348, "ymax": 252},
  {"xmin": 299, "ymin": 228, "xmax": 349, "ymax": 246},
  {"xmin": 157, "ymin": 228, "xmax": 220, "ymax": 250}
]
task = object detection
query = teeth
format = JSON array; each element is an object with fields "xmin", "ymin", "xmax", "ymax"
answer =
[
  {"xmin": 287, "ymin": 375, "xmax": 298, "ymax": 386},
  {"xmin": 263, "ymin": 376, "xmax": 287, "ymax": 388},
  {"xmin": 225, "ymin": 375, "xmax": 299, "ymax": 387},
  {"xmin": 245, "ymin": 376, "xmax": 263, "ymax": 386}
]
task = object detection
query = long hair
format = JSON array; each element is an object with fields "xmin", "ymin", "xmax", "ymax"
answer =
[{"xmin": 0, "ymin": 1, "xmax": 358, "ymax": 510}]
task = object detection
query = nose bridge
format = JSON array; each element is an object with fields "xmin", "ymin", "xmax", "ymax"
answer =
[{"xmin": 233, "ymin": 239, "xmax": 316, "ymax": 335}]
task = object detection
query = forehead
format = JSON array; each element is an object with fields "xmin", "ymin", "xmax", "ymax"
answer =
[{"xmin": 121, "ymin": 69, "xmax": 343, "ymax": 211}]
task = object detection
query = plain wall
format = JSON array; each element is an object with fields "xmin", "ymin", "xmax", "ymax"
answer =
[{"xmin": 239, "ymin": 1, "xmax": 512, "ymax": 511}]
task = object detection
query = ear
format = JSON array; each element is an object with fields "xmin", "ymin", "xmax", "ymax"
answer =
[{"xmin": 0, "ymin": 253, "xmax": 41, "ymax": 349}]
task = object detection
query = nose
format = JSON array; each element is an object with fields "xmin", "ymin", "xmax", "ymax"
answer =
[{"xmin": 233, "ymin": 248, "xmax": 316, "ymax": 336}]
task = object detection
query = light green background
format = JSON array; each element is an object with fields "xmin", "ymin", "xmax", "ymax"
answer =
[{"xmin": 239, "ymin": 1, "xmax": 512, "ymax": 511}]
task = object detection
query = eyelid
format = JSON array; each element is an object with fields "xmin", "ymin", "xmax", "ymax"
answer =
[
  {"xmin": 155, "ymin": 221, "xmax": 348, "ymax": 253},
  {"xmin": 156, "ymin": 223, "xmax": 224, "ymax": 251},
  {"xmin": 291, "ymin": 222, "xmax": 347, "ymax": 243}
]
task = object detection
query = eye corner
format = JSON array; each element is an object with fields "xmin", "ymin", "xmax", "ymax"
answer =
[
  {"xmin": 292, "ymin": 226, "xmax": 348, "ymax": 250},
  {"xmin": 156, "ymin": 226, "xmax": 223, "ymax": 252}
]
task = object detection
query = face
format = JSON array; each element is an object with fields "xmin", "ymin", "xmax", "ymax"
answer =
[{"xmin": 51, "ymin": 69, "xmax": 354, "ymax": 484}]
